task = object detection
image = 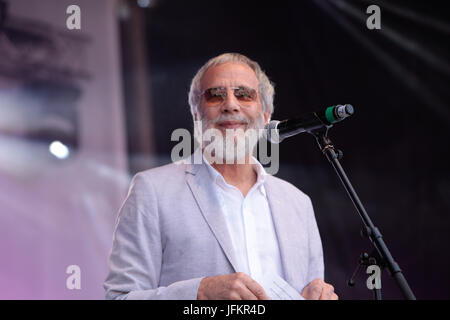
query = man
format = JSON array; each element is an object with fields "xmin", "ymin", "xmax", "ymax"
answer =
[{"xmin": 104, "ymin": 53, "xmax": 338, "ymax": 300}]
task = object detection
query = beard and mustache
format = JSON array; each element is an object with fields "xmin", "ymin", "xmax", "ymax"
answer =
[{"xmin": 194, "ymin": 112, "xmax": 266, "ymax": 164}]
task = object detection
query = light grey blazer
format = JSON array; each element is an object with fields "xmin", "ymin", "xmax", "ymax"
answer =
[{"xmin": 104, "ymin": 160, "xmax": 324, "ymax": 300}]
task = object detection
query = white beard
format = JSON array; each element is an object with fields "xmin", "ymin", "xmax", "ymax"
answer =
[{"xmin": 195, "ymin": 113, "xmax": 265, "ymax": 164}]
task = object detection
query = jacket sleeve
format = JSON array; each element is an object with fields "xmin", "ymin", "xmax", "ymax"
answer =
[
  {"xmin": 103, "ymin": 173, "xmax": 204, "ymax": 300},
  {"xmin": 304, "ymin": 196, "xmax": 325, "ymax": 285}
]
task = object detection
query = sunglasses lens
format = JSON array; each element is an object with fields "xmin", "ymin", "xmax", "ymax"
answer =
[
  {"xmin": 204, "ymin": 87, "xmax": 226, "ymax": 102},
  {"xmin": 234, "ymin": 87, "xmax": 257, "ymax": 101},
  {"xmin": 202, "ymin": 86, "xmax": 257, "ymax": 104}
]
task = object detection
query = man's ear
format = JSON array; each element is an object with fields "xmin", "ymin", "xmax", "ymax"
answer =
[{"xmin": 263, "ymin": 112, "xmax": 271, "ymax": 126}]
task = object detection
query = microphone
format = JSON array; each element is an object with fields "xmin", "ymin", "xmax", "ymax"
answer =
[{"xmin": 265, "ymin": 104, "xmax": 354, "ymax": 143}]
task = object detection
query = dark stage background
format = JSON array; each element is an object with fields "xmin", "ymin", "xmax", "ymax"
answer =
[
  {"xmin": 120, "ymin": 0, "xmax": 450, "ymax": 299},
  {"xmin": 0, "ymin": 0, "xmax": 448, "ymax": 299}
]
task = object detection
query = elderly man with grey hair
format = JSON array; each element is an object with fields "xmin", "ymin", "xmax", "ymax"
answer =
[{"xmin": 104, "ymin": 53, "xmax": 338, "ymax": 300}]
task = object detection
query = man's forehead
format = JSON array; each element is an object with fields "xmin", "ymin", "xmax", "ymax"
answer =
[{"xmin": 200, "ymin": 62, "xmax": 259, "ymax": 89}]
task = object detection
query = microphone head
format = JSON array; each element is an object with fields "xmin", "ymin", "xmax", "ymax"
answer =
[
  {"xmin": 345, "ymin": 104, "xmax": 354, "ymax": 115},
  {"xmin": 334, "ymin": 104, "xmax": 354, "ymax": 120}
]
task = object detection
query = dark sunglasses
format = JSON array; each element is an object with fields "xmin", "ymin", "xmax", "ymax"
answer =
[{"xmin": 201, "ymin": 86, "xmax": 258, "ymax": 104}]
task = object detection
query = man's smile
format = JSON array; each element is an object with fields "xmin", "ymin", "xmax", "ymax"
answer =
[{"xmin": 217, "ymin": 121, "xmax": 247, "ymax": 130}]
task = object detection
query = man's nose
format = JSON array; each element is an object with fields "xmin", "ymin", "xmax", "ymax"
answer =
[{"xmin": 220, "ymin": 89, "xmax": 241, "ymax": 113}]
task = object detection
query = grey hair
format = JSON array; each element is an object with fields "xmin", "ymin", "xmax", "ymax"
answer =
[{"xmin": 188, "ymin": 53, "xmax": 275, "ymax": 120}]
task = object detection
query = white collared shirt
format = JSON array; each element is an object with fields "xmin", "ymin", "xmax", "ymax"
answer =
[{"xmin": 202, "ymin": 156, "xmax": 285, "ymax": 280}]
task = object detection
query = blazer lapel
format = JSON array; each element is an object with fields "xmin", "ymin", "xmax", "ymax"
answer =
[
  {"xmin": 264, "ymin": 177, "xmax": 309, "ymax": 292},
  {"xmin": 185, "ymin": 162, "xmax": 240, "ymax": 273}
]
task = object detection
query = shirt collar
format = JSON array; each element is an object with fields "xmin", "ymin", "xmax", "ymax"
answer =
[{"xmin": 202, "ymin": 152, "xmax": 267, "ymax": 195}]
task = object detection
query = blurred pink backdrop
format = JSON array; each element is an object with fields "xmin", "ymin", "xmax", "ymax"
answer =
[{"xmin": 0, "ymin": 0, "xmax": 129, "ymax": 299}]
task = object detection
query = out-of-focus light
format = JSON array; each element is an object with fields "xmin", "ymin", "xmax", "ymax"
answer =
[
  {"xmin": 49, "ymin": 141, "xmax": 70, "ymax": 159},
  {"xmin": 137, "ymin": 0, "xmax": 151, "ymax": 8},
  {"xmin": 119, "ymin": 2, "xmax": 131, "ymax": 20}
]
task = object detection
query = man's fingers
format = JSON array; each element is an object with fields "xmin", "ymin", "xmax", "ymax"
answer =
[
  {"xmin": 231, "ymin": 279, "xmax": 258, "ymax": 300},
  {"xmin": 197, "ymin": 273, "xmax": 272, "ymax": 300},
  {"xmin": 309, "ymin": 285, "xmax": 323, "ymax": 300},
  {"xmin": 319, "ymin": 283, "xmax": 335, "ymax": 300},
  {"xmin": 243, "ymin": 277, "xmax": 269, "ymax": 300},
  {"xmin": 331, "ymin": 293, "xmax": 339, "ymax": 300},
  {"xmin": 303, "ymin": 278, "xmax": 324, "ymax": 300},
  {"xmin": 234, "ymin": 285, "xmax": 258, "ymax": 300}
]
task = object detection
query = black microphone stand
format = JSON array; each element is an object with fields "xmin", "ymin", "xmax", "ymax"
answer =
[{"xmin": 308, "ymin": 124, "xmax": 416, "ymax": 300}]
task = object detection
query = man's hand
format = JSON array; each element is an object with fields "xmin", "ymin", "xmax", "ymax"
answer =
[
  {"xmin": 301, "ymin": 279, "xmax": 338, "ymax": 300},
  {"xmin": 197, "ymin": 272, "xmax": 269, "ymax": 300}
]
